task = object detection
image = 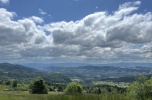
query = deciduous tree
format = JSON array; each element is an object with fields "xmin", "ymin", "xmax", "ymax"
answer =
[
  {"xmin": 65, "ymin": 82, "xmax": 82, "ymax": 95},
  {"xmin": 29, "ymin": 77, "xmax": 48, "ymax": 94}
]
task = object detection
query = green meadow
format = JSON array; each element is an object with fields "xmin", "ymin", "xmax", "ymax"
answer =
[
  {"xmin": 0, "ymin": 92, "xmax": 131, "ymax": 100},
  {"xmin": 0, "ymin": 84, "xmax": 131, "ymax": 100}
]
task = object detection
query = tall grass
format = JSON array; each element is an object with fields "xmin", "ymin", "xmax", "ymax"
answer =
[
  {"xmin": 0, "ymin": 85, "xmax": 133, "ymax": 100},
  {"xmin": 0, "ymin": 92, "xmax": 133, "ymax": 100}
]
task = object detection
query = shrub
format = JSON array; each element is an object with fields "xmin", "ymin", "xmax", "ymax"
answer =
[
  {"xmin": 5, "ymin": 80, "xmax": 11, "ymax": 85},
  {"xmin": 12, "ymin": 80, "xmax": 17, "ymax": 88},
  {"xmin": 65, "ymin": 82, "xmax": 82, "ymax": 95},
  {"xmin": 127, "ymin": 75, "xmax": 152, "ymax": 100}
]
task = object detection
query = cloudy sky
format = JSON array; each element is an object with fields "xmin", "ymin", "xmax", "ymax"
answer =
[{"xmin": 0, "ymin": 0, "xmax": 152, "ymax": 65}]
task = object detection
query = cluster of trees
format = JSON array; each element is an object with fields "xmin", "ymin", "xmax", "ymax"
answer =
[
  {"xmin": 28, "ymin": 77, "xmax": 127, "ymax": 95},
  {"xmin": 29, "ymin": 76, "xmax": 152, "ymax": 98},
  {"xmin": 0, "ymin": 80, "xmax": 18, "ymax": 87},
  {"xmin": 47, "ymin": 83, "xmax": 66, "ymax": 92},
  {"xmin": 2, "ymin": 75, "xmax": 152, "ymax": 100},
  {"xmin": 29, "ymin": 77, "xmax": 82, "ymax": 95},
  {"xmin": 127, "ymin": 76, "xmax": 152, "ymax": 100},
  {"xmin": 84, "ymin": 85, "xmax": 126, "ymax": 94},
  {"xmin": 0, "ymin": 79, "xmax": 29, "ymax": 91}
]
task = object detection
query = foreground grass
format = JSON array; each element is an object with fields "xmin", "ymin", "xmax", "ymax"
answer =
[
  {"xmin": 0, "ymin": 84, "xmax": 134, "ymax": 100},
  {"xmin": 0, "ymin": 92, "xmax": 133, "ymax": 100}
]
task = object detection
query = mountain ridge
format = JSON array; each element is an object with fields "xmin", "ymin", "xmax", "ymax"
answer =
[
  {"xmin": 0, "ymin": 63, "xmax": 71, "ymax": 83},
  {"xmin": 1, "ymin": 63, "xmax": 152, "ymax": 83},
  {"xmin": 32, "ymin": 65, "xmax": 152, "ymax": 82}
]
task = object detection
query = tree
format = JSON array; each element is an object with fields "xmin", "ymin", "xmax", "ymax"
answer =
[
  {"xmin": 93, "ymin": 87, "xmax": 101, "ymax": 94},
  {"xmin": 29, "ymin": 77, "xmax": 48, "ymax": 94},
  {"xmin": 127, "ymin": 75, "xmax": 152, "ymax": 100},
  {"xmin": 12, "ymin": 80, "xmax": 17, "ymax": 88},
  {"xmin": 65, "ymin": 82, "xmax": 82, "ymax": 95},
  {"xmin": 5, "ymin": 80, "xmax": 11, "ymax": 85}
]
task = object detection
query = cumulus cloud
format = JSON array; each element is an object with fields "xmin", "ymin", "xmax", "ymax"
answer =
[
  {"xmin": 0, "ymin": 0, "xmax": 9, "ymax": 4},
  {"xmin": 0, "ymin": 9, "xmax": 48, "ymax": 46},
  {"xmin": 0, "ymin": 1, "xmax": 152, "ymax": 63},
  {"xmin": 0, "ymin": 8, "xmax": 51, "ymax": 61},
  {"xmin": 42, "ymin": 1, "xmax": 152, "ymax": 61}
]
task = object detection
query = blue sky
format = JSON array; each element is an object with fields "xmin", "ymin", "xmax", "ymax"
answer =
[
  {"xmin": 2, "ymin": 0, "xmax": 151, "ymax": 22},
  {"xmin": 0, "ymin": 0, "xmax": 152, "ymax": 65}
]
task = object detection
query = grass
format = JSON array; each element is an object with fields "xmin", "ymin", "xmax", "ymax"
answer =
[
  {"xmin": 0, "ymin": 85, "xmax": 133, "ymax": 100},
  {"xmin": 0, "ymin": 92, "xmax": 134, "ymax": 100}
]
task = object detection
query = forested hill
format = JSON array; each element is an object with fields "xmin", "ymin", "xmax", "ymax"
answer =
[
  {"xmin": 0, "ymin": 63, "xmax": 71, "ymax": 83},
  {"xmin": 35, "ymin": 65, "xmax": 152, "ymax": 82},
  {"xmin": 1, "ymin": 63, "xmax": 152, "ymax": 83}
]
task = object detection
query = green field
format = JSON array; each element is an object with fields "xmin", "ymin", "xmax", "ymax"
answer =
[
  {"xmin": 0, "ymin": 92, "xmax": 132, "ymax": 100},
  {"xmin": 0, "ymin": 84, "xmax": 132, "ymax": 100}
]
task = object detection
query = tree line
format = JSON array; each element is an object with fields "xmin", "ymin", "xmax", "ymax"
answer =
[{"xmin": 1, "ymin": 75, "xmax": 152, "ymax": 100}]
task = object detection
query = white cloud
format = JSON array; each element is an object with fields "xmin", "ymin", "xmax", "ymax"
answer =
[
  {"xmin": 0, "ymin": 0, "xmax": 9, "ymax": 4},
  {"xmin": 114, "ymin": 1, "xmax": 141, "ymax": 18},
  {"xmin": 29, "ymin": 16, "xmax": 44, "ymax": 23},
  {"xmin": 38, "ymin": 8, "xmax": 47, "ymax": 15},
  {"xmin": 0, "ymin": 8, "xmax": 51, "ymax": 59},
  {"xmin": 42, "ymin": 1, "xmax": 152, "ymax": 60},
  {"xmin": 0, "ymin": 8, "xmax": 15, "ymax": 22},
  {"xmin": 0, "ymin": 1, "xmax": 152, "ymax": 63}
]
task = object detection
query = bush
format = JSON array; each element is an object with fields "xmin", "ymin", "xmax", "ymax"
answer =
[
  {"xmin": 65, "ymin": 82, "xmax": 82, "ymax": 95},
  {"xmin": 127, "ymin": 75, "xmax": 152, "ymax": 100},
  {"xmin": 12, "ymin": 80, "xmax": 17, "ymax": 88},
  {"xmin": 29, "ymin": 77, "xmax": 48, "ymax": 94},
  {"xmin": 5, "ymin": 80, "xmax": 11, "ymax": 85}
]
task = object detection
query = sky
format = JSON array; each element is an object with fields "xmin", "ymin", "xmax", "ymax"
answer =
[{"xmin": 0, "ymin": 0, "xmax": 152, "ymax": 65}]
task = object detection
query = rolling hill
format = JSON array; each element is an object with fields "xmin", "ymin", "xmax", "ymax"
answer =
[
  {"xmin": 0, "ymin": 63, "xmax": 71, "ymax": 83},
  {"xmin": 33, "ymin": 65, "xmax": 152, "ymax": 82},
  {"xmin": 1, "ymin": 63, "xmax": 152, "ymax": 83}
]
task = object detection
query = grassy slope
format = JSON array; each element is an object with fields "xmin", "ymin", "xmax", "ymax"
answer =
[
  {"xmin": 0, "ymin": 93, "xmax": 133, "ymax": 100},
  {"xmin": 0, "ymin": 84, "xmax": 132, "ymax": 100}
]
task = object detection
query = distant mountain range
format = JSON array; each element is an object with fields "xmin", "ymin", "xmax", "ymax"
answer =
[
  {"xmin": 24, "ymin": 62, "xmax": 152, "ymax": 68},
  {"xmin": 1, "ymin": 63, "xmax": 152, "ymax": 83},
  {"xmin": 31, "ymin": 64, "xmax": 152, "ymax": 82},
  {"xmin": 0, "ymin": 63, "xmax": 71, "ymax": 83}
]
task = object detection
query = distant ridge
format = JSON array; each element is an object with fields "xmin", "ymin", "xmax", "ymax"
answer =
[
  {"xmin": 0, "ymin": 63, "xmax": 71, "ymax": 83},
  {"xmin": 24, "ymin": 62, "xmax": 152, "ymax": 68},
  {"xmin": 1, "ymin": 62, "xmax": 152, "ymax": 83},
  {"xmin": 30, "ymin": 64, "xmax": 152, "ymax": 83}
]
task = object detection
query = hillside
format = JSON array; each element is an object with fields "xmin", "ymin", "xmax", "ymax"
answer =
[
  {"xmin": 34, "ymin": 65, "xmax": 152, "ymax": 82},
  {"xmin": 0, "ymin": 63, "xmax": 71, "ymax": 83},
  {"xmin": 1, "ymin": 63, "xmax": 152, "ymax": 83}
]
